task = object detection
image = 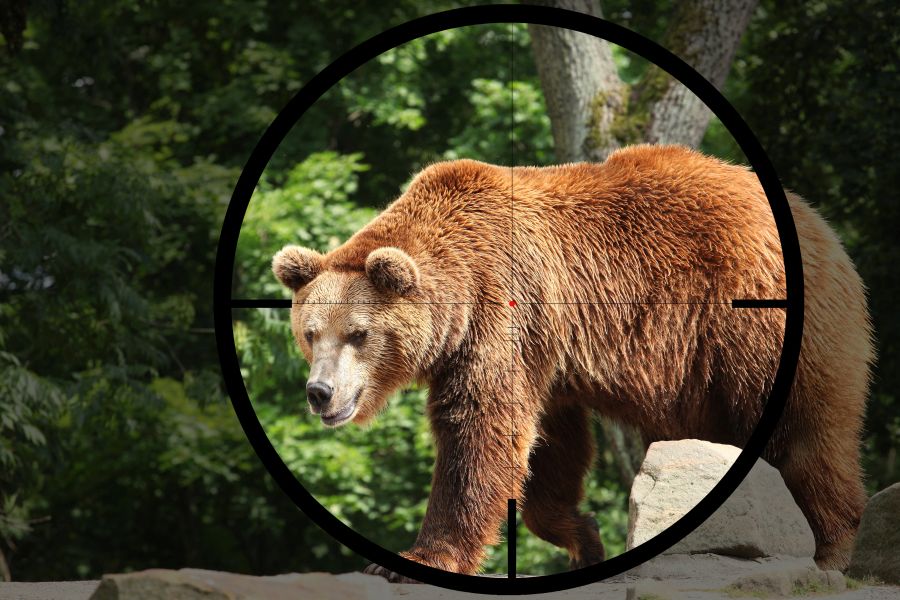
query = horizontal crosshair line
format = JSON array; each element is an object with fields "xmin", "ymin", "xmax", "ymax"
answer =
[
  {"xmin": 229, "ymin": 298, "xmax": 789, "ymax": 308},
  {"xmin": 524, "ymin": 299, "xmax": 788, "ymax": 306},
  {"xmin": 291, "ymin": 301, "xmax": 499, "ymax": 305},
  {"xmin": 731, "ymin": 299, "xmax": 788, "ymax": 308},
  {"xmin": 230, "ymin": 299, "xmax": 292, "ymax": 308},
  {"xmin": 524, "ymin": 300, "xmax": 720, "ymax": 306},
  {"xmin": 229, "ymin": 299, "xmax": 499, "ymax": 307}
]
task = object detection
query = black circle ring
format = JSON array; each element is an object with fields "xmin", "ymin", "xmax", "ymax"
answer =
[{"xmin": 213, "ymin": 4, "xmax": 803, "ymax": 594}]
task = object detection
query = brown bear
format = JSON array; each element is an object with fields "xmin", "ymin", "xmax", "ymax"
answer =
[{"xmin": 271, "ymin": 144, "xmax": 873, "ymax": 579}]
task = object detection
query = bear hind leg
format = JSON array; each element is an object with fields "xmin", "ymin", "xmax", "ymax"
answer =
[
  {"xmin": 774, "ymin": 427, "xmax": 867, "ymax": 571},
  {"xmin": 522, "ymin": 401, "xmax": 605, "ymax": 570}
]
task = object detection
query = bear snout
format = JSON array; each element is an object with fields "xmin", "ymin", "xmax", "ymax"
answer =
[{"xmin": 306, "ymin": 381, "xmax": 333, "ymax": 413}]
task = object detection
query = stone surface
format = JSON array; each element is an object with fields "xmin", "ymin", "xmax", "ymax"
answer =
[
  {"xmin": 632, "ymin": 553, "xmax": 815, "ymax": 586},
  {"xmin": 626, "ymin": 440, "xmax": 815, "ymax": 559},
  {"xmin": 848, "ymin": 482, "xmax": 900, "ymax": 585},
  {"xmin": 727, "ymin": 559, "xmax": 830, "ymax": 596},
  {"xmin": 0, "ymin": 581, "xmax": 101, "ymax": 600},
  {"xmin": 626, "ymin": 579, "xmax": 680, "ymax": 600},
  {"xmin": 827, "ymin": 570, "xmax": 849, "ymax": 593},
  {"xmin": 87, "ymin": 569, "xmax": 390, "ymax": 600},
  {"xmin": 631, "ymin": 554, "xmax": 860, "ymax": 599},
  {"xmin": 1, "ymin": 571, "xmax": 898, "ymax": 600}
]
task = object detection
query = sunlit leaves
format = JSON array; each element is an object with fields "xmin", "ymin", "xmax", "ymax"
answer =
[
  {"xmin": 444, "ymin": 78, "xmax": 554, "ymax": 165},
  {"xmin": 236, "ymin": 151, "xmax": 375, "ymax": 299}
]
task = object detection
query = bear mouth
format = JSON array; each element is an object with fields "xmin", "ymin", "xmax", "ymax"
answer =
[{"xmin": 320, "ymin": 388, "xmax": 362, "ymax": 427}]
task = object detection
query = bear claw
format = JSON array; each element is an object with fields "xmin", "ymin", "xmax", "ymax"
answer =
[{"xmin": 362, "ymin": 562, "xmax": 422, "ymax": 584}]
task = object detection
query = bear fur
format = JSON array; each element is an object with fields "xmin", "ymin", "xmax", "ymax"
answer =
[{"xmin": 272, "ymin": 145, "xmax": 873, "ymax": 578}]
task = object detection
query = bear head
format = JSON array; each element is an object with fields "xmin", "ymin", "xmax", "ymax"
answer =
[{"xmin": 271, "ymin": 244, "xmax": 432, "ymax": 427}]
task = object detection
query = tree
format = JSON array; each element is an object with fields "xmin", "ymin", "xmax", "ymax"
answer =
[
  {"xmin": 528, "ymin": 0, "xmax": 759, "ymax": 482},
  {"xmin": 527, "ymin": 0, "xmax": 623, "ymax": 162},
  {"xmin": 530, "ymin": 0, "xmax": 757, "ymax": 162}
]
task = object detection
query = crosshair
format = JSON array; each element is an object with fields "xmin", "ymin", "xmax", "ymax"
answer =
[{"xmin": 213, "ymin": 4, "xmax": 803, "ymax": 595}]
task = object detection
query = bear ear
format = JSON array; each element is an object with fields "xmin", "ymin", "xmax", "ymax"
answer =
[
  {"xmin": 365, "ymin": 247, "xmax": 420, "ymax": 296},
  {"xmin": 272, "ymin": 245, "xmax": 324, "ymax": 290}
]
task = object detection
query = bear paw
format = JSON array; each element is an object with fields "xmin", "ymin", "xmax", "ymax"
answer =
[{"xmin": 362, "ymin": 561, "xmax": 421, "ymax": 584}]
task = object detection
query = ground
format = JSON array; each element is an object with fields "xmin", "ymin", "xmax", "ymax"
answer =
[{"xmin": 1, "ymin": 570, "xmax": 897, "ymax": 600}]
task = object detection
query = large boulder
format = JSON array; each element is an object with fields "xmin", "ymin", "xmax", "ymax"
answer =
[
  {"xmin": 847, "ymin": 482, "xmax": 900, "ymax": 584},
  {"xmin": 627, "ymin": 440, "xmax": 815, "ymax": 559}
]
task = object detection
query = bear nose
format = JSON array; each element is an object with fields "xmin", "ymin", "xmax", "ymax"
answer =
[{"xmin": 306, "ymin": 381, "xmax": 333, "ymax": 410}]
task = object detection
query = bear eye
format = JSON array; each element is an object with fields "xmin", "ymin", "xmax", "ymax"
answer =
[
  {"xmin": 304, "ymin": 331, "xmax": 314, "ymax": 344},
  {"xmin": 347, "ymin": 330, "xmax": 367, "ymax": 346}
]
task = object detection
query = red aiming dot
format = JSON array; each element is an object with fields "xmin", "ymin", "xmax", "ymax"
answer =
[{"xmin": 509, "ymin": 300, "xmax": 517, "ymax": 307}]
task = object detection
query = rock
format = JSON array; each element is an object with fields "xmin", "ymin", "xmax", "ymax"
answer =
[
  {"xmin": 847, "ymin": 482, "xmax": 900, "ymax": 585},
  {"xmin": 825, "ymin": 569, "xmax": 847, "ymax": 592},
  {"xmin": 0, "ymin": 581, "xmax": 100, "ymax": 600},
  {"xmin": 727, "ymin": 559, "xmax": 830, "ymax": 596},
  {"xmin": 625, "ymin": 579, "xmax": 679, "ymax": 600},
  {"xmin": 633, "ymin": 553, "xmax": 809, "ymax": 585},
  {"xmin": 631, "ymin": 554, "xmax": 850, "ymax": 598},
  {"xmin": 88, "ymin": 568, "xmax": 390, "ymax": 600},
  {"xmin": 626, "ymin": 440, "xmax": 815, "ymax": 559}
]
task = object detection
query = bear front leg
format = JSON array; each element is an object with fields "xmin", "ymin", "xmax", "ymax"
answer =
[{"xmin": 365, "ymin": 378, "xmax": 539, "ymax": 581}]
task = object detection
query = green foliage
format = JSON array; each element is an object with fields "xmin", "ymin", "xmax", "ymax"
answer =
[
  {"xmin": 236, "ymin": 152, "xmax": 375, "ymax": 299},
  {"xmin": 254, "ymin": 392, "xmax": 434, "ymax": 555},
  {"xmin": 233, "ymin": 152, "xmax": 434, "ymax": 568},
  {"xmin": 444, "ymin": 77, "xmax": 554, "ymax": 166},
  {"xmin": 0, "ymin": 114, "xmax": 232, "ymax": 575},
  {"xmin": 0, "ymin": 352, "xmax": 64, "ymax": 552},
  {"xmin": 15, "ymin": 373, "xmax": 345, "ymax": 579}
]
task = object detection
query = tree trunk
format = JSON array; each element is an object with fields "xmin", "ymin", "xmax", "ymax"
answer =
[
  {"xmin": 529, "ymin": 0, "xmax": 759, "ymax": 485},
  {"xmin": 644, "ymin": 0, "xmax": 759, "ymax": 147},
  {"xmin": 527, "ymin": 0, "xmax": 626, "ymax": 162},
  {"xmin": 530, "ymin": 0, "xmax": 758, "ymax": 161}
]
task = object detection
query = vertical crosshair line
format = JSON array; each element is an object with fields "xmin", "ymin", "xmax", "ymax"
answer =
[
  {"xmin": 508, "ymin": 498, "xmax": 517, "ymax": 578},
  {"xmin": 509, "ymin": 21, "xmax": 515, "ymax": 305},
  {"xmin": 507, "ymin": 20, "xmax": 517, "ymax": 580}
]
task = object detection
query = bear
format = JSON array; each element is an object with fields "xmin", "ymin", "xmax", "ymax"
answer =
[{"xmin": 271, "ymin": 144, "xmax": 873, "ymax": 580}]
